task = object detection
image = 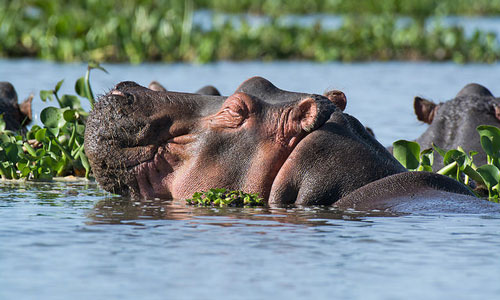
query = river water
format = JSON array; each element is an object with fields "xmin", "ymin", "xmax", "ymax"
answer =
[{"xmin": 1, "ymin": 59, "xmax": 500, "ymax": 299}]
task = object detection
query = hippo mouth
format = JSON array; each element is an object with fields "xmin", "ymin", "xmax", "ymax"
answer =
[{"xmin": 130, "ymin": 134, "xmax": 196, "ymax": 199}]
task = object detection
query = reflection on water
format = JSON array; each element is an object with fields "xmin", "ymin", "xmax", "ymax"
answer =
[
  {"xmin": 88, "ymin": 198, "xmax": 400, "ymax": 226},
  {"xmin": 1, "ymin": 180, "xmax": 500, "ymax": 300}
]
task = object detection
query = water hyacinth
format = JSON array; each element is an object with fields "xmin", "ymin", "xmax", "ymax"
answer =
[
  {"xmin": 186, "ymin": 188, "xmax": 264, "ymax": 207},
  {"xmin": 0, "ymin": 0, "xmax": 499, "ymax": 63},
  {"xmin": 393, "ymin": 125, "xmax": 500, "ymax": 202},
  {"xmin": 0, "ymin": 64, "xmax": 106, "ymax": 180}
]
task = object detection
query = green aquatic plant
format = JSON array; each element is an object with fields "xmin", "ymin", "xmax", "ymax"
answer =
[
  {"xmin": 392, "ymin": 140, "xmax": 433, "ymax": 171},
  {"xmin": 0, "ymin": 63, "xmax": 106, "ymax": 180},
  {"xmin": 1, "ymin": 1, "xmax": 499, "ymax": 63},
  {"xmin": 393, "ymin": 125, "xmax": 500, "ymax": 202},
  {"xmin": 186, "ymin": 188, "xmax": 264, "ymax": 207},
  {"xmin": 198, "ymin": 0, "xmax": 500, "ymax": 16}
]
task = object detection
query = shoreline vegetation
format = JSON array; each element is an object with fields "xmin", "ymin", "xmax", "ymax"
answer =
[{"xmin": 1, "ymin": 0, "xmax": 500, "ymax": 63}]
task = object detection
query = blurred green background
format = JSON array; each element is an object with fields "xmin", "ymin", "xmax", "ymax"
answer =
[{"xmin": 1, "ymin": 0, "xmax": 499, "ymax": 63}]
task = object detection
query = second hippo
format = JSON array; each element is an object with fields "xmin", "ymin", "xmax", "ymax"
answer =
[
  {"xmin": 0, "ymin": 82, "xmax": 32, "ymax": 132},
  {"xmin": 414, "ymin": 83, "xmax": 499, "ymax": 170}
]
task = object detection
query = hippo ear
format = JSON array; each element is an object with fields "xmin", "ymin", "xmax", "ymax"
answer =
[
  {"xmin": 279, "ymin": 98, "xmax": 321, "ymax": 147},
  {"xmin": 494, "ymin": 105, "xmax": 500, "ymax": 122},
  {"xmin": 148, "ymin": 81, "xmax": 167, "ymax": 92},
  {"xmin": 209, "ymin": 93, "xmax": 251, "ymax": 128},
  {"xmin": 196, "ymin": 85, "xmax": 221, "ymax": 96},
  {"xmin": 324, "ymin": 90, "xmax": 347, "ymax": 111},
  {"xmin": 19, "ymin": 94, "xmax": 33, "ymax": 123},
  {"xmin": 414, "ymin": 96, "xmax": 438, "ymax": 124}
]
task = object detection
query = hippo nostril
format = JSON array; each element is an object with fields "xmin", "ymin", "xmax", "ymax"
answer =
[
  {"xmin": 110, "ymin": 90, "xmax": 135, "ymax": 105},
  {"xmin": 111, "ymin": 90, "xmax": 126, "ymax": 97}
]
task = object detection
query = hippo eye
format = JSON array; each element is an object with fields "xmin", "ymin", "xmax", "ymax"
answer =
[{"xmin": 124, "ymin": 92, "xmax": 135, "ymax": 105}]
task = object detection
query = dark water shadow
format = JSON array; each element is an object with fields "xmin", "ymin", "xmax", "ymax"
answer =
[
  {"xmin": 0, "ymin": 180, "xmax": 400, "ymax": 227},
  {"xmin": 87, "ymin": 197, "xmax": 401, "ymax": 227}
]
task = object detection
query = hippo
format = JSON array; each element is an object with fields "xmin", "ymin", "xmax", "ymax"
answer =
[
  {"xmin": 84, "ymin": 77, "xmax": 499, "ymax": 214},
  {"xmin": 0, "ymin": 82, "xmax": 32, "ymax": 132},
  {"xmin": 414, "ymin": 83, "xmax": 499, "ymax": 170}
]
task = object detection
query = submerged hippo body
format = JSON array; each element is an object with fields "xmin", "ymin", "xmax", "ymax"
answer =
[
  {"xmin": 85, "ymin": 77, "xmax": 499, "ymax": 213},
  {"xmin": 414, "ymin": 83, "xmax": 499, "ymax": 170},
  {"xmin": 0, "ymin": 82, "xmax": 32, "ymax": 131}
]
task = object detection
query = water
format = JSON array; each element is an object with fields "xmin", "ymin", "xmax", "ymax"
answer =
[
  {"xmin": 1, "ymin": 59, "xmax": 500, "ymax": 299},
  {"xmin": 194, "ymin": 11, "xmax": 500, "ymax": 38},
  {"xmin": 2, "ymin": 59, "xmax": 500, "ymax": 146}
]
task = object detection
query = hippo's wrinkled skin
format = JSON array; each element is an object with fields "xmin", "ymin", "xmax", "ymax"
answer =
[
  {"xmin": 414, "ymin": 83, "xmax": 499, "ymax": 170},
  {"xmin": 0, "ymin": 82, "xmax": 32, "ymax": 131},
  {"xmin": 85, "ymin": 77, "xmax": 499, "ymax": 213}
]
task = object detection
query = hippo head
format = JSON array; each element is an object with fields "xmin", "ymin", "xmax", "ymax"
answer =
[
  {"xmin": 85, "ymin": 77, "xmax": 405, "ymax": 205},
  {"xmin": 414, "ymin": 83, "xmax": 500, "ymax": 168},
  {"xmin": 0, "ymin": 82, "xmax": 32, "ymax": 131}
]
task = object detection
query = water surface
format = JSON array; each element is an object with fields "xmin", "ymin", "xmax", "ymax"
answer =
[
  {"xmin": 1, "ymin": 180, "xmax": 499, "ymax": 300},
  {"xmin": 2, "ymin": 59, "xmax": 500, "ymax": 146},
  {"xmin": 1, "ymin": 60, "xmax": 500, "ymax": 299}
]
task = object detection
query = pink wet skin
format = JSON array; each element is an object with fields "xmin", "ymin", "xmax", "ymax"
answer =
[{"xmin": 133, "ymin": 92, "xmax": 322, "ymax": 201}]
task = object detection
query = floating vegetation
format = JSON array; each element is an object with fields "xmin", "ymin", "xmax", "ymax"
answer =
[
  {"xmin": 393, "ymin": 125, "xmax": 500, "ymax": 202},
  {"xmin": 0, "ymin": 1, "xmax": 499, "ymax": 63},
  {"xmin": 197, "ymin": 0, "xmax": 500, "ymax": 17},
  {"xmin": 186, "ymin": 188, "xmax": 264, "ymax": 207},
  {"xmin": 0, "ymin": 63, "xmax": 106, "ymax": 180}
]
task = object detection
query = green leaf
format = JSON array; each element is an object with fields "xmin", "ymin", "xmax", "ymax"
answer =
[
  {"xmin": 18, "ymin": 162, "xmax": 32, "ymax": 177},
  {"xmin": 48, "ymin": 127, "xmax": 60, "ymax": 138},
  {"xmin": 35, "ymin": 128, "xmax": 47, "ymax": 142},
  {"xmin": 40, "ymin": 156, "xmax": 57, "ymax": 170},
  {"xmin": 420, "ymin": 148, "xmax": 434, "ymax": 168},
  {"xmin": 54, "ymin": 79, "xmax": 64, "ymax": 93},
  {"xmin": 443, "ymin": 149, "xmax": 467, "ymax": 170},
  {"xmin": 79, "ymin": 151, "xmax": 91, "ymax": 178},
  {"xmin": 0, "ymin": 132, "xmax": 14, "ymax": 143},
  {"xmin": 40, "ymin": 90, "xmax": 54, "ymax": 102},
  {"xmin": 476, "ymin": 164, "xmax": 500, "ymax": 190},
  {"xmin": 76, "ymin": 124, "xmax": 86, "ymax": 136},
  {"xmin": 462, "ymin": 165, "xmax": 485, "ymax": 185},
  {"xmin": 418, "ymin": 165, "xmax": 433, "ymax": 172},
  {"xmin": 477, "ymin": 125, "xmax": 500, "ymax": 141},
  {"xmin": 0, "ymin": 114, "xmax": 6, "ymax": 132},
  {"xmin": 40, "ymin": 107, "xmax": 66, "ymax": 128},
  {"xmin": 480, "ymin": 135, "xmax": 495, "ymax": 158},
  {"xmin": 477, "ymin": 125, "xmax": 500, "ymax": 156},
  {"xmin": 23, "ymin": 142, "xmax": 37, "ymax": 157},
  {"xmin": 60, "ymin": 95, "xmax": 82, "ymax": 110},
  {"xmin": 35, "ymin": 148, "xmax": 46, "ymax": 158},
  {"xmin": 437, "ymin": 161, "xmax": 458, "ymax": 176},
  {"xmin": 432, "ymin": 143, "xmax": 447, "ymax": 157},
  {"xmin": 4, "ymin": 143, "xmax": 21, "ymax": 163},
  {"xmin": 63, "ymin": 109, "xmax": 78, "ymax": 122},
  {"xmin": 75, "ymin": 77, "xmax": 88, "ymax": 98},
  {"xmin": 392, "ymin": 140, "xmax": 420, "ymax": 170},
  {"xmin": 88, "ymin": 61, "xmax": 108, "ymax": 73}
]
